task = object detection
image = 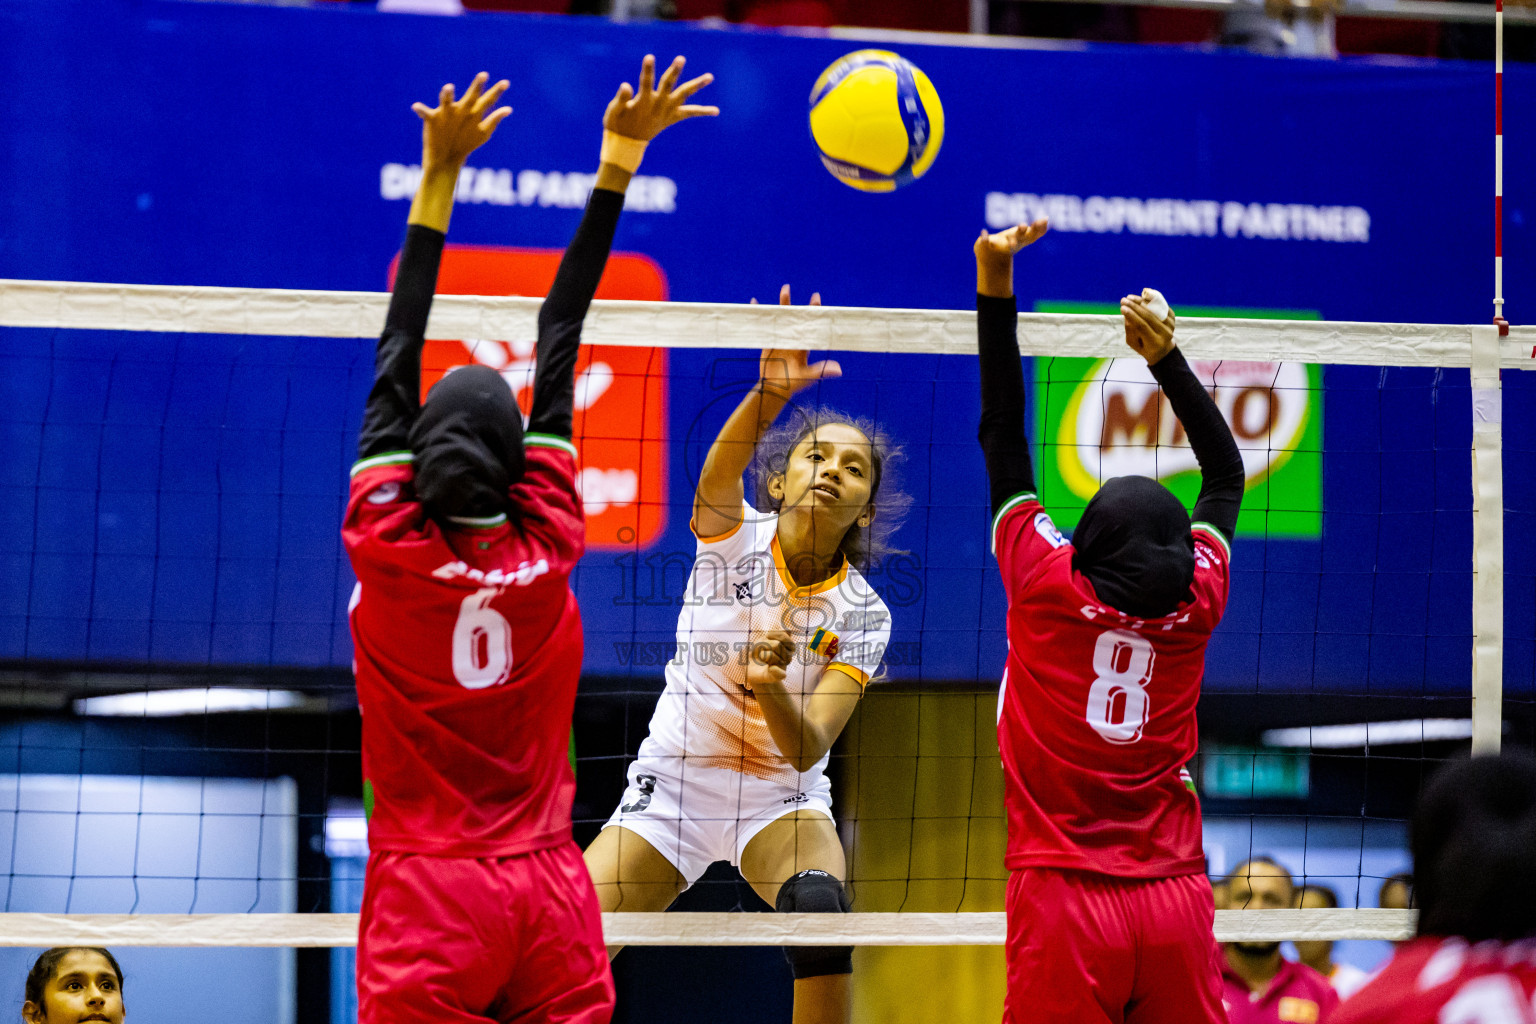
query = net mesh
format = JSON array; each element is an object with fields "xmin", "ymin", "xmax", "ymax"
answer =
[{"xmin": 2, "ymin": 279, "xmax": 1531, "ymax": 971}]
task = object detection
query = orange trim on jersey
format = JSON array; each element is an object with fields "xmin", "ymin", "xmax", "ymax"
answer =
[
  {"xmin": 689, "ymin": 516, "xmax": 744, "ymax": 544},
  {"xmin": 770, "ymin": 534, "xmax": 849, "ymax": 598},
  {"xmin": 825, "ymin": 662, "xmax": 871, "ymax": 689}
]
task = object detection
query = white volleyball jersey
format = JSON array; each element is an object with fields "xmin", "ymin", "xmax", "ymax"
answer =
[{"xmin": 643, "ymin": 503, "xmax": 893, "ymax": 788}]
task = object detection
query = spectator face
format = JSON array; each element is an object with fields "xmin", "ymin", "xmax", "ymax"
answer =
[
  {"xmin": 1380, "ymin": 880, "xmax": 1411, "ymax": 911},
  {"xmin": 1293, "ymin": 886, "xmax": 1335, "ymax": 965},
  {"xmin": 23, "ymin": 949, "xmax": 125, "ymax": 1024},
  {"xmin": 1227, "ymin": 860, "xmax": 1294, "ymax": 956}
]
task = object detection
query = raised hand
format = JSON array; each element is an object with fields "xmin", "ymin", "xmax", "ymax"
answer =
[
  {"xmin": 756, "ymin": 285, "xmax": 842, "ymax": 398},
  {"xmin": 974, "ymin": 218, "xmax": 1051, "ymax": 265},
  {"xmin": 975, "ymin": 218, "xmax": 1049, "ymax": 298},
  {"xmin": 412, "ymin": 73, "xmax": 512, "ymax": 169},
  {"xmin": 1121, "ymin": 289, "xmax": 1177, "ymax": 365},
  {"xmin": 604, "ymin": 54, "xmax": 718, "ymax": 142}
]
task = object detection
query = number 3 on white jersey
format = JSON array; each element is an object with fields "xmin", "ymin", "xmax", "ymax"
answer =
[
  {"xmin": 1085, "ymin": 629, "xmax": 1153, "ymax": 744},
  {"xmin": 453, "ymin": 588, "xmax": 513, "ymax": 689}
]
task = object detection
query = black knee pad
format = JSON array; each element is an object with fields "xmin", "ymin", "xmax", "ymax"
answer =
[{"xmin": 775, "ymin": 869, "xmax": 853, "ymax": 979}]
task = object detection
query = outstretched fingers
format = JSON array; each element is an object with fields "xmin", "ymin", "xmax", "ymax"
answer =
[
  {"xmin": 472, "ymin": 78, "xmax": 510, "ymax": 115},
  {"xmin": 656, "ymin": 55, "xmax": 685, "ymax": 97},
  {"xmin": 673, "ymin": 72, "xmax": 714, "ymax": 103},
  {"xmin": 458, "ymin": 72, "xmax": 488, "ymax": 109},
  {"xmin": 775, "ymin": 284, "xmax": 824, "ymax": 309},
  {"xmin": 479, "ymin": 105, "xmax": 513, "ymax": 133},
  {"xmin": 1005, "ymin": 217, "xmax": 1049, "ymax": 250},
  {"xmin": 672, "ymin": 69, "xmax": 719, "ymax": 119},
  {"xmin": 807, "ymin": 359, "xmax": 843, "ymax": 381},
  {"xmin": 638, "ymin": 54, "xmax": 656, "ymax": 97}
]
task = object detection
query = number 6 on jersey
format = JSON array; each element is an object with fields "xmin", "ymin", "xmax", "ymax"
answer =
[
  {"xmin": 1085, "ymin": 629, "xmax": 1154, "ymax": 744},
  {"xmin": 453, "ymin": 587, "xmax": 513, "ymax": 689}
]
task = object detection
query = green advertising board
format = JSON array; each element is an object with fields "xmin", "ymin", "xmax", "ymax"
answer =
[
  {"xmin": 1201, "ymin": 745, "xmax": 1311, "ymax": 800},
  {"xmin": 1032, "ymin": 302, "xmax": 1323, "ymax": 537}
]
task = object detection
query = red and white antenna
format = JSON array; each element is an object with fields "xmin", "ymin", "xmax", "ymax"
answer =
[{"xmin": 1496, "ymin": 0, "xmax": 1509, "ymax": 336}]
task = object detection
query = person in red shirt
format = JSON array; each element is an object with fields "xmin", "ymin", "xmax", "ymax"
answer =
[
  {"xmin": 1218, "ymin": 858, "xmax": 1340, "ymax": 1024},
  {"xmin": 975, "ymin": 218, "xmax": 1247, "ymax": 1024},
  {"xmin": 1333, "ymin": 751, "xmax": 1536, "ymax": 1024},
  {"xmin": 1293, "ymin": 885, "xmax": 1372, "ymax": 1000},
  {"xmin": 343, "ymin": 60, "xmax": 716, "ymax": 1024}
]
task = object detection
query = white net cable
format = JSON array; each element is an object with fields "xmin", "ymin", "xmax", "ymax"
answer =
[{"xmin": 1, "ymin": 278, "xmax": 1525, "ymax": 948}]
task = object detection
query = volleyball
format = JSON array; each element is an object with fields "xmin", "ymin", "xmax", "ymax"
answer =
[{"xmin": 808, "ymin": 49, "xmax": 945, "ymax": 192}]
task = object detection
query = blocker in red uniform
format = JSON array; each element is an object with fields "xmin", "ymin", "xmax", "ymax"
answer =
[
  {"xmin": 344, "ymin": 59, "xmax": 716, "ymax": 1024},
  {"xmin": 1335, "ymin": 938, "xmax": 1536, "ymax": 1024},
  {"xmin": 1333, "ymin": 751, "xmax": 1536, "ymax": 1024},
  {"xmin": 974, "ymin": 223, "xmax": 1246, "ymax": 1024}
]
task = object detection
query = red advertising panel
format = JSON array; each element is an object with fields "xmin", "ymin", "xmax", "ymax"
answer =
[{"xmin": 390, "ymin": 245, "xmax": 668, "ymax": 549}]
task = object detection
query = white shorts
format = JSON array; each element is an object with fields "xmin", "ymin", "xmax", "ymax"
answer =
[{"xmin": 600, "ymin": 739, "xmax": 835, "ymax": 887}]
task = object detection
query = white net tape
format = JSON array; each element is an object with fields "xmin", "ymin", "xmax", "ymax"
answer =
[
  {"xmin": 0, "ymin": 910, "xmax": 1416, "ymax": 947},
  {"xmin": 2, "ymin": 278, "xmax": 1533, "ymax": 365}
]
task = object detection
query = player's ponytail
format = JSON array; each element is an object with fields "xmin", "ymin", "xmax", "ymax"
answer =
[{"xmin": 753, "ymin": 406, "xmax": 910, "ymax": 570}]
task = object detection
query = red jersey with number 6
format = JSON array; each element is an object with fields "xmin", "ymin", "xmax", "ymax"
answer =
[
  {"xmin": 343, "ymin": 440, "xmax": 584, "ymax": 858},
  {"xmin": 992, "ymin": 493, "xmax": 1231, "ymax": 878}
]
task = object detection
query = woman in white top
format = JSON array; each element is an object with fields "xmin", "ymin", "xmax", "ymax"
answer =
[{"xmin": 584, "ymin": 287, "xmax": 905, "ymax": 1024}]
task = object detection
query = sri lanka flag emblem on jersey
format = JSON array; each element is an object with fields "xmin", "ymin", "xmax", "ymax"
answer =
[{"xmin": 808, "ymin": 628, "xmax": 841, "ymax": 660}]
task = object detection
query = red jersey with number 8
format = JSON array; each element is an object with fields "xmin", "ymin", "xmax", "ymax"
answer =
[
  {"xmin": 343, "ymin": 443, "xmax": 584, "ymax": 857},
  {"xmin": 992, "ymin": 493, "xmax": 1231, "ymax": 877}
]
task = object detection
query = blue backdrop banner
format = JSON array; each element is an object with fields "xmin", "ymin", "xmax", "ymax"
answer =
[{"xmin": 1, "ymin": 0, "xmax": 1532, "ymax": 694}]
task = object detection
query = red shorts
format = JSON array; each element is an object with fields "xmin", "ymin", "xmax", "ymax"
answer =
[
  {"xmin": 357, "ymin": 841, "xmax": 613, "ymax": 1024},
  {"xmin": 1005, "ymin": 868, "xmax": 1226, "ymax": 1024}
]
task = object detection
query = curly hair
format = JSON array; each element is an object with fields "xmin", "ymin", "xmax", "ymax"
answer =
[
  {"xmin": 751, "ymin": 406, "xmax": 909, "ymax": 570},
  {"xmin": 24, "ymin": 947, "xmax": 124, "ymax": 1009}
]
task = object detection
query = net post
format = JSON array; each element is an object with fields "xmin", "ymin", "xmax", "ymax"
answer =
[{"xmin": 1470, "ymin": 324, "xmax": 1504, "ymax": 754}]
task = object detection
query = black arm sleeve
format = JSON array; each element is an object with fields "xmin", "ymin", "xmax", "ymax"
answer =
[
  {"xmin": 1150, "ymin": 346, "xmax": 1245, "ymax": 542},
  {"xmin": 976, "ymin": 293, "xmax": 1038, "ymax": 516},
  {"xmin": 528, "ymin": 187, "xmax": 626, "ymax": 439},
  {"xmin": 356, "ymin": 224, "xmax": 445, "ymax": 461}
]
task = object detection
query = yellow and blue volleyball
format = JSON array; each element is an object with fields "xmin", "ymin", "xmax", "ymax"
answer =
[{"xmin": 808, "ymin": 49, "xmax": 945, "ymax": 193}]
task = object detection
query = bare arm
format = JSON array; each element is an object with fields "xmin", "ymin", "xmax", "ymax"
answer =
[
  {"xmin": 692, "ymin": 287, "xmax": 841, "ymax": 538},
  {"xmin": 746, "ymin": 631, "xmax": 862, "ymax": 773}
]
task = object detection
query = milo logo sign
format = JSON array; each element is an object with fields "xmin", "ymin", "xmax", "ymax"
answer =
[{"xmin": 1032, "ymin": 308, "xmax": 1322, "ymax": 537}]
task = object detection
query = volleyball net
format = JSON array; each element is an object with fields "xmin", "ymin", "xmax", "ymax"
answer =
[{"xmin": 0, "ymin": 276, "xmax": 1533, "ymax": 959}]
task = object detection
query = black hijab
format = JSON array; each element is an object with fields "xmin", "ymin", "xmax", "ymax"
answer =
[
  {"xmin": 1071, "ymin": 475, "xmax": 1194, "ymax": 618},
  {"xmin": 408, "ymin": 364, "xmax": 525, "ymax": 521}
]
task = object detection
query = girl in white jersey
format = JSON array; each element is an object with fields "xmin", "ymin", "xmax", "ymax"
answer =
[{"xmin": 584, "ymin": 287, "xmax": 903, "ymax": 1024}]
